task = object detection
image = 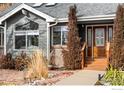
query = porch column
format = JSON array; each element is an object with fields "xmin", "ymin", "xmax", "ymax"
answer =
[
  {"xmin": 47, "ymin": 23, "xmax": 50, "ymax": 61},
  {"xmin": 92, "ymin": 26, "xmax": 94, "ymax": 59},
  {"xmin": 4, "ymin": 21, "xmax": 6, "ymax": 55}
]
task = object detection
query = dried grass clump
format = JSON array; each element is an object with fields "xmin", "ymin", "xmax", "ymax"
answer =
[{"xmin": 26, "ymin": 49, "xmax": 48, "ymax": 80}]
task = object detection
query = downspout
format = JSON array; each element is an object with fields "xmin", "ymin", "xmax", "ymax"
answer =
[
  {"xmin": 47, "ymin": 19, "xmax": 58, "ymax": 61},
  {"xmin": 4, "ymin": 21, "xmax": 7, "ymax": 55},
  {"xmin": 49, "ymin": 19, "xmax": 58, "ymax": 27}
]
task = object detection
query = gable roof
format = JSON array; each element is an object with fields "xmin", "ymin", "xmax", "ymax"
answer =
[
  {"xmin": 0, "ymin": 3, "xmax": 55, "ymax": 23},
  {"xmin": 0, "ymin": 3, "xmax": 119, "ymax": 23}
]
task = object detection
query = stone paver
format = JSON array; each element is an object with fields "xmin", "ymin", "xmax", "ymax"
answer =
[{"xmin": 55, "ymin": 70, "xmax": 105, "ymax": 85}]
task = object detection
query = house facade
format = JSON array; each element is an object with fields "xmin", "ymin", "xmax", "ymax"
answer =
[{"xmin": 0, "ymin": 3, "xmax": 119, "ymax": 67}]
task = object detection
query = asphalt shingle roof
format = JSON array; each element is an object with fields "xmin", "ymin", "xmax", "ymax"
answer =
[
  {"xmin": 32, "ymin": 3, "xmax": 118, "ymax": 18},
  {"xmin": 0, "ymin": 3, "xmax": 119, "ymax": 18},
  {"xmin": 0, "ymin": 3, "xmax": 21, "ymax": 17}
]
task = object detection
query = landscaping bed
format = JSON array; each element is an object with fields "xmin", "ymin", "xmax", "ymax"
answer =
[{"xmin": 0, "ymin": 69, "xmax": 76, "ymax": 85}]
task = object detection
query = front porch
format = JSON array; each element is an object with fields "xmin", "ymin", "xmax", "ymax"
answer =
[
  {"xmin": 80, "ymin": 23, "xmax": 113, "ymax": 70},
  {"xmin": 84, "ymin": 58, "xmax": 108, "ymax": 71}
]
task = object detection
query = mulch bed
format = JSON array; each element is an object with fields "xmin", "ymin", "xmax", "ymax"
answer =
[{"xmin": 0, "ymin": 69, "xmax": 76, "ymax": 85}]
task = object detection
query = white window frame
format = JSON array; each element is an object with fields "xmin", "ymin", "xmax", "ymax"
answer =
[
  {"xmin": 0, "ymin": 28, "xmax": 4, "ymax": 48},
  {"xmin": 95, "ymin": 28, "xmax": 105, "ymax": 47},
  {"xmin": 13, "ymin": 29, "xmax": 39, "ymax": 51},
  {"xmin": 52, "ymin": 26, "xmax": 68, "ymax": 46}
]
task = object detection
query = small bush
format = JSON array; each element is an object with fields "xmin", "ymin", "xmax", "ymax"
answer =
[
  {"xmin": 104, "ymin": 65, "xmax": 124, "ymax": 85},
  {"xmin": 26, "ymin": 49, "xmax": 48, "ymax": 80},
  {"xmin": 15, "ymin": 52, "xmax": 31, "ymax": 71},
  {"xmin": 0, "ymin": 53, "xmax": 15, "ymax": 69}
]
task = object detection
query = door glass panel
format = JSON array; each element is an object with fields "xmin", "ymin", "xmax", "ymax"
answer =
[
  {"xmin": 108, "ymin": 27, "xmax": 113, "ymax": 42},
  {"xmin": 87, "ymin": 28, "xmax": 92, "ymax": 47},
  {"xmin": 95, "ymin": 28, "xmax": 104, "ymax": 46}
]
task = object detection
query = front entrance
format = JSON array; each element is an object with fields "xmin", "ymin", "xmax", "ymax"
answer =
[
  {"xmin": 94, "ymin": 27, "xmax": 105, "ymax": 57},
  {"xmin": 86, "ymin": 24, "xmax": 113, "ymax": 59}
]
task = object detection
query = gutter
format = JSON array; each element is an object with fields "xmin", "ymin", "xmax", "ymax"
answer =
[
  {"xmin": 48, "ymin": 18, "xmax": 58, "ymax": 27},
  {"xmin": 52, "ymin": 14, "xmax": 116, "ymax": 23}
]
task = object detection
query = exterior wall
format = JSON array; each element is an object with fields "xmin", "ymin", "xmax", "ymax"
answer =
[
  {"xmin": 50, "ymin": 23, "xmax": 85, "ymax": 67},
  {"xmin": 6, "ymin": 10, "xmax": 47, "ymax": 57}
]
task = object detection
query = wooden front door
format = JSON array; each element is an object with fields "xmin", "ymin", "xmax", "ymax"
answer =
[{"xmin": 94, "ymin": 27, "xmax": 106, "ymax": 57}]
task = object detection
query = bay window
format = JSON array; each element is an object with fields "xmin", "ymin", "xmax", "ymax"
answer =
[{"xmin": 52, "ymin": 26, "xmax": 68, "ymax": 45}]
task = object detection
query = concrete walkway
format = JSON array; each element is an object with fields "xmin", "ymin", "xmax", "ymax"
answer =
[{"xmin": 55, "ymin": 70, "xmax": 105, "ymax": 85}]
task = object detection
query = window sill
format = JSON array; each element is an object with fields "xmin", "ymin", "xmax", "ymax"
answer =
[{"xmin": 52, "ymin": 45, "xmax": 67, "ymax": 49}]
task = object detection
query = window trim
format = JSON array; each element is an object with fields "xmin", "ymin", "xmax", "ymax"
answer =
[
  {"xmin": 13, "ymin": 25, "xmax": 39, "ymax": 51},
  {"xmin": 52, "ymin": 26, "xmax": 68, "ymax": 46}
]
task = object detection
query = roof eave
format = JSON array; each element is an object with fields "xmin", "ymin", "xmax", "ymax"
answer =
[
  {"xmin": 0, "ymin": 3, "xmax": 55, "ymax": 24},
  {"xmin": 52, "ymin": 14, "xmax": 116, "ymax": 23}
]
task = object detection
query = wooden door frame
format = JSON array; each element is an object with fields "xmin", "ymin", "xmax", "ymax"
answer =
[{"xmin": 85, "ymin": 24, "xmax": 113, "ymax": 59}]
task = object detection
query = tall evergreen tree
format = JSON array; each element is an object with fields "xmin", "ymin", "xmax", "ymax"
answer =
[
  {"xmin": 110, "ymin": 4, "xmax": 124, "ymax": 70},
  {"xmin": 63, "ymin": 5, "xmax": 82, "ymax": 70}
]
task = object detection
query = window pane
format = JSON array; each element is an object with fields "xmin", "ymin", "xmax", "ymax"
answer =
[
  {"xmin": 53, "ymin": 26, "xmax": 68, "ymax": 45},
  {"xmin": 61, "ymin": 26, "xmax": 68, "ymax": 31},
  {"xmin": 53, "ymin": 26, "xmax": 61, "ymax": 31},
  {"xmin": 15, "ymin": 36, "xmax": 26, "ymax": 49},
  {"xmin": 88, "ymin": 28, "xmax": 92, "ymax": 47},
  {"xmin": 53, "ymin": 31, "xmax": 61, "ymax": 45},
  {"xmin": 62, "ymin": 31, "xmax": 68, "ymax": 45},
  {"xmin": 96, "ymin": 38, "xmax": 100, "ymax": 45},
  {"xmin": 27, "ymin": 35, "xmax": 39, "ymax": 48},
  {"xmin": 109, "ymin": 27, "xmax": 113, "ymax": 42},
  {"xmin": 95, "ymin": 28, "xmax": 104, "ymax": 46},
  {"xmin": 15, "ymin": 18, "xmax": 39, "ymax": 30}
]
